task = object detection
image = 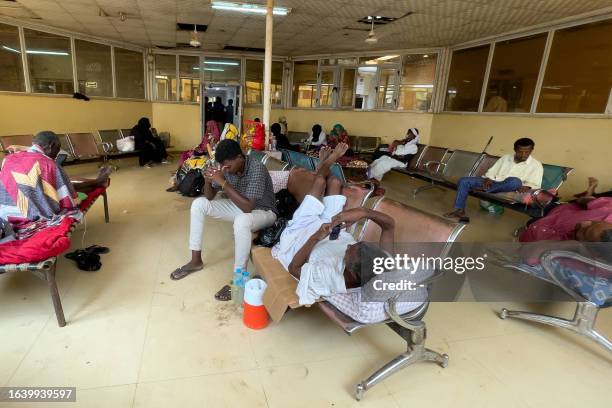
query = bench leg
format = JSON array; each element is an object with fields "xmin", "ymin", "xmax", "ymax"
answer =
[
  {"xmin": 45, "ymin": 264, "xmax": 66, "ymax": 327},
  {"xmin": 413, "ymin": 181, "xmax": 444, "ymax": 197},
  {"xmin": 355, "ymin": 323, "xmax": 448, "ymax": 400},
  {"xmin": 102, "ymin": 191, "xmax": 109, "ymax": 223}
]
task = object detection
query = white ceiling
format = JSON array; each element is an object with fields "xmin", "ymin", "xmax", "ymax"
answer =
[{"xmin": 1, "ymin": 0, "xmax": 611, "ymax": 55}]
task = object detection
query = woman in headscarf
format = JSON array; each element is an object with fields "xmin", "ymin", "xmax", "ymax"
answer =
[
  {"xmin": 131, "ymin": 117, "xmax": 168, "ymax": 167},
  {"xmin": 367, "ymin": 128, "xmax": 420, "ymax": 182},
  {"xmin": 271, "ymin": 123, "xmax": 299, "ymax": 151},
  {"xmin": 307, "ymin": 124, "xmax": 326, "ymax": 149},
  {"xmin": 178, "ymin": 120, "xmax": 220, "ymax": 167},
  {"xmin": 327, "ymin": 123, "xmax": 349, "ymax": 149}
]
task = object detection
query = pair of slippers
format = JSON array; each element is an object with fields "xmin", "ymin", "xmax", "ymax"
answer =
[{"xmin": 65, "ymin": 245, "xmax": 110, "ymax": 271}]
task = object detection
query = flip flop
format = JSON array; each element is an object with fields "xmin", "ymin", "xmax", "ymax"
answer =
[
  {"xmin": 170, "ymin": 265, "xmax": 203, "ymax": 280},
  {"xmin": 214, "ymin": 284, "xmax": 232, "ymax": 301}
]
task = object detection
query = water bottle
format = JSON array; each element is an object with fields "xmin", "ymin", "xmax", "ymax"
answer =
[
  {"xmin": 241, "ymin": 270, "xmax": 250, "ymax": 289},
  {"xmin": 232, "ymin": 267, "xmax": 243, "ymax": 306}
]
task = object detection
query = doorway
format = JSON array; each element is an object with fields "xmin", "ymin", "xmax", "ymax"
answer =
[{"xmin": 201, "ymin": 84, "xmax": 242, "ymax": 136}]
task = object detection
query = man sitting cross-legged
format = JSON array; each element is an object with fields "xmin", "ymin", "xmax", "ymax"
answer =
[{"xmin": 444, "ymin": 137, "xmax": 543, "ymax": 223}]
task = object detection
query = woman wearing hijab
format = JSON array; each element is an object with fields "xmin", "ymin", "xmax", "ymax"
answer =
[
  {"xmin": 307, "ymin": 124, "xmax": 326, "ymax": 149},
  {"xmin": 271, "ymin": 123, "xmax": 299, "ymax": 151},
  {"xmin": 131, "ymin": 117, "xmax": 168, "ymax": 167},
  {"xmin": 327, "ymin": 123, "xmax": 349, "ymax": 149},
  {"xmin": 367, "ymin": 128, "xmax": 420, "ymax": 181}
]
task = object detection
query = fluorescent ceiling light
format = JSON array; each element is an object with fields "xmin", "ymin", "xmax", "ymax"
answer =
[
  {"xmin": 204, "ymin": 68, "xmax": 225, "ymax": 72},
  {"xmin": 411, "ymin": 84, "xmax": 434, "ymax": 88},
  {"xmin": 155, "ymin": 75, "xmax": 168, "ymax": 79},
  {"xmin": 193, "ymin": 67, "xmax": 200, "ymax": 70},
  {"xmin": 376, "ymin": 55, "xmax": 399, "ymax": 62},
  {"xmin": 204, "ymin": 60, "xmax": 239, "ymax": 66},
  {"xmin": 212, "ymin": 1, "xmax": 290, "ymax": 15},
  {"xmin": 2, "ymin": 45, "xmax": 69, "ymax": 56}
]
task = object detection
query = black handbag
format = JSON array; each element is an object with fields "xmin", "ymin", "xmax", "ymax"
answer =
[{"xmin": 253, "ymin": 218, "xmax": 288, "ymax": 247}]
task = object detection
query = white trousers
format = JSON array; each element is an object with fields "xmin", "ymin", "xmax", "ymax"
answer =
[{"xmin": 189, "ymin": 197, "xmax": 277, "ymax": 270}]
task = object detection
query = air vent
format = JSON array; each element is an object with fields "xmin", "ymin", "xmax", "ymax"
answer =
[
  {"xmin": 223, "ymin": 45, "xmax": 265, "ymax": 53},
  {"xmin": 177, "ymin": 23, "xmax": 208, "ymax": 32},
  {"xmin": 357, "ymin": 16, "xmax": 396, "ymax": 25}
]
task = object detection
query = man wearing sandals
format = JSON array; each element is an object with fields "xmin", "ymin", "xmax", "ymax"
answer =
[
  {"xmin": 171, "ymin": 139, "xmax": 277, "ymax": 301},
  {"xmin": 444, "ymin": 138, "xmax": 543, "ymax": 223}
]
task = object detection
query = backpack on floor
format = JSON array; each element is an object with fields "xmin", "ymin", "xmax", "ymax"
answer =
[{"xmin": 178, "ymin": 169, "xmax": 205, "ymax": 197}]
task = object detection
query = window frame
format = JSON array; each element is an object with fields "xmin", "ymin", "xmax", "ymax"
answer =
[
  {"xmin": 442, "ymin": 12, "xmax": 612, "ymax": 118},
  {"xmin": 0, "ymin": 18, "xmax": 147, "ymax": 101},
  {"xmin": 243, "ymin": 57, "xmax": 286, "ymax": 107}
]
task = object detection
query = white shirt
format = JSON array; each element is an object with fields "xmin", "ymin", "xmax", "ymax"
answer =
[
  {"xmin": 307, "ymin": 131, "xmax": 327, "ymax": 146},
  {"xmin": 485, "ymin": 154, "xmax": 543, "ymax": 189},
  {"xmin": 393, "ymin": 135, "xmax": 420, "ymax": 156}
]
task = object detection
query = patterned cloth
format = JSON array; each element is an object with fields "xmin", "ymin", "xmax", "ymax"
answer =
[
  {"xmin": 520, "ymin": 261, "xmax": 611, "ymax": 307},
  {"xmin": 0, "ymin": 147, "xmax": 77, "ymax": 224},
  {"xmin": 327, "ymin": 124, "xmax": 349, "ymax": 149},
  {"xmin": 223, "ymin": 157, "xmax": 277, "ymax": 214},
  {"xmin": 269, "ymin": 170, "xmax": 290, "ymax": 193},
  {"xmin": 178, "ymin": 120, "xmax": 220, "ymax": 167}
]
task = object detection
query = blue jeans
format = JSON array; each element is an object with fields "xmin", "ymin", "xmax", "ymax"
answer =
[{"xmin": 454, "ymin": 177, "xmax": 522, "ymax": 210}]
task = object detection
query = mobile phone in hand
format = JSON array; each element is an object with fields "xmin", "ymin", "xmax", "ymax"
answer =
[{"xmin": 329, "ymin": 224, "xmax": 342, "ymax": 240}]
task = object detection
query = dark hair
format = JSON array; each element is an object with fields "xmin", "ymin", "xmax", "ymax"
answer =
[
  {"xmin": 33, "ymin": 131, "xmax": 59, "ymax": 148},
  {"xmin": 514, "ymin": 138, "xmax": 535, "ymax": 150},
  {"xmin": 228, "ymin": 99, "xmax": 233, "ymax": 104},
  {"xmin": 346, "ymin": 242, "xmax": 390, "ymax": 284},
  {"xmin": 215, "ymin": 139, "xmax": 243, "ymax": 163},
  {"xmin": 270, "ymin": 123, "xmax": 282, "ymax": 137},
  {"xmin": 254, "ymin": 118, "xmax": 260, "ymax": 122},
  {"xmin": 601, "ymin": 229, "xmax": 612, "ymax": 242}
]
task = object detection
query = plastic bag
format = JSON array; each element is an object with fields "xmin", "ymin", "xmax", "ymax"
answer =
[{"xmin": 116, "ymin": 136, "xmax": 135, "ymax": 152}]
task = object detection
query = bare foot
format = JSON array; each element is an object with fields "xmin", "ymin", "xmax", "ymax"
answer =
[
  {"xmin": 330, "ymin": 142, "xmax": 349, "ymax": 160},
  {"xmin": 587, "ymin": 177, "xmax": 599, "ymax": 195},
  {"xmin": 318, "ymin": 146, "xmax": 332, "ymax": 162}
]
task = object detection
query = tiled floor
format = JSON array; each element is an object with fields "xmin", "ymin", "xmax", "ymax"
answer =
[{"xmin": 0, "ymin": 160, "xmax": 610, "ymax": 408}]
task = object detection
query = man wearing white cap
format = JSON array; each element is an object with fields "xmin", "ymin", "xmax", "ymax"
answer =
[{"xmin": 367, "ymin": 128, "xmax": 420, "ymax": 181}]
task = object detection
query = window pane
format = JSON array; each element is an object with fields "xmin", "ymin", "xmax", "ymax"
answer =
[
  {"xmin": 0, "ymin": 23, "xmax": 25, "ymax": 92},
  {"xmin": 202, "ymin": 58, "xmax": 241, "ymax": 83},
  {"xmin": 179, "ymin": 55, "xmax": 200, "ymax": 103},
  {"xmin": 115, "ymin": 47, "xmax": 144, "ymax": 99},
  {"xmin": 292, "ymin": 60, "xmax": 317, "ymax": 108},
  {"xmin": 377, "ymin": 68, "xmax": 397, "ymax": 109},
  {"xmin": 319, "ymin": 70, "xmax": 335, "ymax": 107},
  {"xmin": 340, "ymin": 68, "xmax": 355, "ymax": 107},
  {"xmin": 484, "ymin": 34, "xmax": 546, "ymax": 113},
  {"xmin": 24, "ymin": 29, "xmax": 73, "ymax": 94},
  {"xmin": 154, "ymin": 54, "xmax": 176, "ymax": 101},
  {"xmin": 398, "ymin": 53, "xmax": 437, "ymax": 111},
  {"xmin": 245, "ymin": 59, "xmax": 283, "ymax": 105},
  {"xmin": 445, "ymin": 45, "xmax": 490, "ymax": 111},
  {"xmin": 321, "ymin": 57, "xmax": 357, "ymax": 66},
  {"xmin": 354, "ymin": 66, "xmax": 377, "ymax": 109},
  {"xmin": 537, "ymin": 19, "xmax": 612, "ymax": 113},
  {"xmin": 75, "ymin": 40, "xmax": 112, "ymax": 97}
]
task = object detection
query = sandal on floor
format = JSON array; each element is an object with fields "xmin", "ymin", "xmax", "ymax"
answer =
[
  {"xmin": 214, "ymin": 284, "xmax": 232, "ymax": 301},
  {"xmin": 170, "ymin": 265, "xmax": 203, "ymax": 280},
  {"xmin": 443, "ymin": 212, "xmax": 470, "ymax": 224}
]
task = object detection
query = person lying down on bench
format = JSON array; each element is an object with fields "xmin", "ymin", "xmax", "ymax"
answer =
[{"xmin": 271, "ymin": 144, "xmax": 426, "ymax": 323}]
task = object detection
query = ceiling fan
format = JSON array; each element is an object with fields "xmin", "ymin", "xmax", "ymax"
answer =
[
  {"xmin": 189, "ymin": 25, "xmax": 201, "ymax": 48},
  {"xmin": 365, "ymin": 16, "xmax": 378, "ymax": 44}
]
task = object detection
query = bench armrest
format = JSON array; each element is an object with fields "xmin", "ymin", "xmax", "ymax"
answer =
[{"xmin": 423, "ymin": 160, "xmax": 444, "ymax": 174}]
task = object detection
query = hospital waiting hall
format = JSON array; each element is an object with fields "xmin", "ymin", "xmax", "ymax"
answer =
[{"xmin": 0, "ymin": 0, "xmax": 611, "ymax": 407}]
